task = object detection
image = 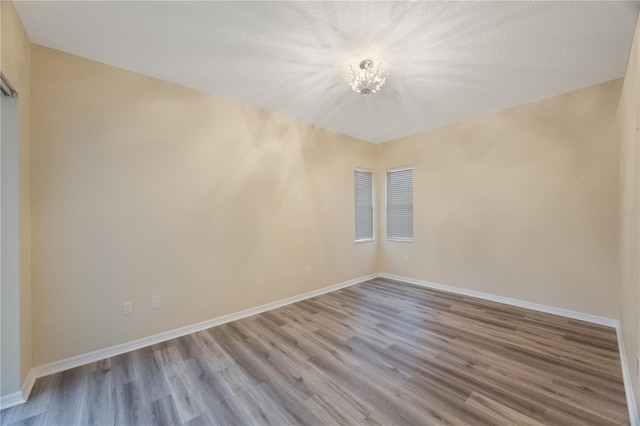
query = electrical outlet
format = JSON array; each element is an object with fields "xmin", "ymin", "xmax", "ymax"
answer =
[
  {"xmin": 404, "ymin": 256, "xmax": 410, "ymax": 264},
  {"xmin": 150, "ymin": 295, "xmax": 161, "ymax": 310},
  {"xmin": 305, "ymin": 267, "xmax": 311, "ymax": 276},
  {"xmin": 123, "ymin": 302, "xmax": 133, "ymax": 315}
]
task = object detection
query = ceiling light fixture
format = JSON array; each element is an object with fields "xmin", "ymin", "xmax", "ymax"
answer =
[{"xmin": 348, "ymin": 59, "xmax": 386, "ymax": 95}]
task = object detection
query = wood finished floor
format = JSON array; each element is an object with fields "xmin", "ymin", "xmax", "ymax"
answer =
[{"xmin": 0, "ymin": 278, "xmax": 629, "ymax": 426}]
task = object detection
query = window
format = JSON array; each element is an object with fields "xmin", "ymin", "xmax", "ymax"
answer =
[
  {"xmin": 386, "ymin": 167, "xmax": 413, "ymax": 241},
  {"xmin": 354, "ymin": 169, "xmax": 374, "ymax": 242}
]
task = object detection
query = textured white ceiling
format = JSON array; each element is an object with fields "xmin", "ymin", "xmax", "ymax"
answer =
[{"xmin": 14, "ymin": 1, "xmax": 640, "ymax": 143}]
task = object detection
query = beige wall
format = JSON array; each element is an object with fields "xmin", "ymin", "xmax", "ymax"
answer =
[
  {"xmin": 30, "ymin": 45, "xmax": 377, "ymax": 366},
  {"xmin": 1, "ymin": 0, "xmax": 31, "ymax": 397},
  {"xmin": 377, "ymin": 79, "xmax": 622, "ymax": 319},
  {"xmin": 619, "ymin": 11, "xmax": 640, "ymax": 412}
]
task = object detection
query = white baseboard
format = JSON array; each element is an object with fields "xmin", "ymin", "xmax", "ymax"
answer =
[
  {"xmin": 0, "ymin": 390, "xmax": 25, "ymax": 410},
  {"xmin": 0, "ymin": 369, "xmax": 37, "ymax": 410},
  {"xmin": 16, "ymin": 273, "xmax": 377, "ymax": 403},
  {"xmin": 616, "ymin": 326, "xmax": 640, "ymax": 426},
  {"xmin": 377, "ymin": 273, "xmax": 618, "ymax": 327},
  {"xmin": 20, "ymin": 369, "xmax": 36, "ymax": 404}
]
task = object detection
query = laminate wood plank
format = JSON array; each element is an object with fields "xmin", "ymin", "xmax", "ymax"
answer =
[
  {"xmin": 265, "ymin": 337, "xmax": 361, "ymax": 401},
  {"xmin": 374, "ymin": 318, "xmax": 420, "ymax": 340},
  {"xmin": 504, "ymin": 348, "xmax": 627, "ymax": 402},
  {"xmin": 182, "ymin": 411, "xmax": 215, "ymax": 426},
  {"xmin": 307, "ymin": 352, "xmax": 440, "ymax": 425},
  {"xmin": 279, "ymin": 306, "xmax": 321, "ymax": 332},
  {"xmin": 306, "ymin": 313, "xmax": 356, "ymax": 341},
  {"xmin": 559, "ymin": 349, "xmax": 624, "ymax": 376},
  {"xmin": 41, "ymin": 365, "xmax": 90, "ymax": 426},
  {"xmin": 549, "ymin": 376, "xmax": 628, "ymax": 418},
  {"xmin": 476, "ymin": 360, "xmax": 626, "ymax": 425},
  {"xmin": 208, "ymin": 326, "xmax": 272, "ymax": 385},
  {"xmin": 465, "ymin": 391, "xmax": 545, "ymax": 426},
  {"xmin": 112, "ymin": 381, "xmax": 143, "ymax": 426},
  {"xmin": 296, "ymin": 329, "xmax": 363, "ymax": 369},
  {"xmin": 184, "ymin": 358, "xmax": 236, "ymax": 404},
  {"xmin": 551, "ymin": 375, "xmax": 627, "ymax": 406},
  {"xmin": 509, "ymin": 328, "xmax": 612, "ymax": 363},
  {"xmin": 1, "ymin": 278, "xmax": 630, "ymax": 425},
  {"xmin": 303, "ymin": 394, "xmax": 361, "ymax": 426},
  {"xmin": 253, "ymin": 315, "xmax": 313, "ymax": 349},
  {"xmin": 201, "ymin": 397, "xmax": 252, "ymax": 426},
  {"xmin": 503, "ymin": 342, "xmax": 624, "ymax": 384},
  {"xmin": 261, "ymin": 309, "xmax": 289, "ymax": 327},
  {"xmin": 172, "ymin": 335, "xmax": 206, "ymax": 363},
  {"xmin": 313, "ymin": 379, "xmax": 375, "ymax": 420},
  {"xmin": 184, "ymin": 358, "xmax": 253, "ymax": 426},
  {"xmin": 487, "ymin": 363, "xmax": 554, "ymax": 387},
  {"xmin": 242, "ymin": 338, "xmax": 317, "ymax": 400},
  {"xmin": 110, "ymin": 351, "xmax": 138, "ymax": 388},
  {"xmin": 233, "ymin": 383, "xmax": 297, "ymax": 425},
  {"xmin": 553, "ymin": 335, "xmax": 623, "ymax": 361},
  {"xmin": 154, "ymin": 346, "xmax": 206, "ymax": 424},
  {"xmin": 513, "ymin": 327, "xmax": 620, "ymax": 363},
  {"xmin": 542, "ymin": 406, "xmax": 595, "ymax": 426},
  {"xmin": 347, "ymin": 336, "xmax": 414, "ymax": 385},
  {"xmin": 131, "ymin": 346, "xmax": 171, "ymax": 406},
  {"xmin": 440, "ymin": 308, "xmax": 521, "ymax": 332},
  {"xmin": 148, "ymin": 395, "xmax": 181, "ymax": 426},
  {"xmin": 305, "ymin": 395, "xmax": 366, "ymax": 425},
  {"xmin": 522, "ymin": 313, "xmax": 603, "ymax": 336},
  {"xmin": 6, "ymin": 413, "xmax": 46, "ymax": 426},
  {"xmin": 259, "ymin": 377, "xmax": 323, "ymax": 426},
  {"xmin": 339, "ymin": 297, "xmax": 404, "ymax": 320},
  {"xmin": 323, "ymin": 288, "xmax": 400, "ymax": 313},
  {"xmin": 246, "ymin": 316, "xmax": 319, "ymax": 361},
  {"xmin": 309, "ymin": 303, "xmax": 382, "ymax": 332},
  {"xmin": 352, "ymin": 359, "xmax": 411, "ymax": 387},
  {"xmin": 389, "ymin": 343, "xmax": 550, "ymax": 421},
  {"xmin": 429, "ymin": 350, "xmax": 589, "ymax": 424},
  {"xmin": 77, "ymin": 359, "xmax": 113, "ymax": 426},
  {"xmin": 297, "ymin": 299, "xmax": 345, "ymax": 319},
  {"xmin": 337, "ymin": 321, "xmax": 396, "ymax": 351},
  {"xmin": 353, "ymin": 361, "xmax": 478, "ymax": 426},
  {"xmin": 359, "ymin": 410, "xmax": 390, "ymax": 426},
  {"xmin": 190, "ymin": 330, "xmax": 235, "ymax": 372},
  {"xmin": 403, "ymin": 375, "xmax": 500, "ymax": 426}
]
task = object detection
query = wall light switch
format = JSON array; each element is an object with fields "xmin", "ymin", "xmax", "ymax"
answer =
[{"xmin": 150, "ymin": 295, "xmax": 161, "ymax": 310}]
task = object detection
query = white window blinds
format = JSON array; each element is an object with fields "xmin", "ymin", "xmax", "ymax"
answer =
[
  {"xmin": 354, "ymin": 169, "xmax": 374, "ymax": 241},
  {"xmin": 386, "ymin": 168, "xmax": 413, "ymax": 241}
]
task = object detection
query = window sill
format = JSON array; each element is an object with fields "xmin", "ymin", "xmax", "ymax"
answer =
[
  {"xmin": 355, "ymin": 238, "xmax": 375, "ymax": 244},
  {"xmin": 386, "ymin": 238, "xmax": 414, "ymax": 243}
]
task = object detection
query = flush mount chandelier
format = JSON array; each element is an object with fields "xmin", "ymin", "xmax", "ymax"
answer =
[{"xmin": 348, "ymin": 59, "xmax": 386, "ymax": 95}]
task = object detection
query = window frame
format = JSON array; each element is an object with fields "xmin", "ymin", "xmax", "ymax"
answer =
[
  {"xmin": 354, "ymin": 167, "xmax": 375, "ymax": 243},
  {"xmin": 385, "ymin": 166, "xmax": 414, "ymax": 242}
]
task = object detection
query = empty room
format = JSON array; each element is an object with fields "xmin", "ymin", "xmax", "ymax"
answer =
[{"xmin": 1, "ymin": 1, "xmax": 640, "ymax": 425}]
